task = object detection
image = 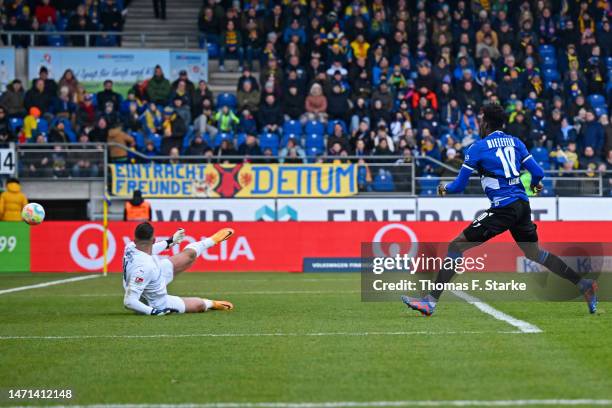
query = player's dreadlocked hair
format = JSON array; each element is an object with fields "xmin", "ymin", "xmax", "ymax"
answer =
[{"xmin": 481, "ymin": 103, "xmax": 507, "ymax": 131}]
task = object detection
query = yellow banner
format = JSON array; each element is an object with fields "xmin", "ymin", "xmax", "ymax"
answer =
[{"xmin": 110, "ymin": 163, "xmax": 358, "ymax": 198}]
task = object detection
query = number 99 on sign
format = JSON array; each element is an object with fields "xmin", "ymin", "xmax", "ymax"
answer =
[{"xmin": 0, "ymin": 236, "xmax": 17, "ymax": 252}]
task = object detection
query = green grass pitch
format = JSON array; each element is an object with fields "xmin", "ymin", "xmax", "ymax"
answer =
[{"xmin": 0, "ymin": 272, "xmax": 611, "ymax": 406}]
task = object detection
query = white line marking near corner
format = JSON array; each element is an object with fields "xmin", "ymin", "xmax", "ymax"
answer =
[
  {"xmin": 5, "ymin": 399, "xmax": 612, "ymax": 407},
  {"xmin": 452, "ymin": 290, "xmax": 542, "ymax": 334},
  {"xmin": 0, "ymin": 275, "xmax": 100, "ymax": 296},
  {"xmin": 0, "ymin": 330, "xmax": 523, "ymax": 341}
]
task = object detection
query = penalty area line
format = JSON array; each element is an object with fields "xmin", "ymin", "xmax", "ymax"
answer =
[
  {"xmin": 0, "ymin": 275, "xmax": 100, "ymax": 296},
  {"xmin": 5, "ymin": 399, "xmax": 612, "ymax": 407},
  {"xmin": 452, "ymin": 290, "xmax": 542, "ymax": 334}
]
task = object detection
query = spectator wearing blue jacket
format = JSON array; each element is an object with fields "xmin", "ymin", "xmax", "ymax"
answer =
[
  {"xmin": 283, "ymin": 19, "xmax": 306, "ymax": 44},
  {"xmin": 580, "ymin": 110, "xmax": 605, "ymax": 155}
]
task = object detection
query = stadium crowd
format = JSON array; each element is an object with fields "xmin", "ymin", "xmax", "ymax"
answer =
[
  {"xmin": 0, "ymin": 0, "xmax": 125, "ymax": 47},
  {"xmin": 0, "ymin": 0, "xmax": 611, "ymax": 193}
]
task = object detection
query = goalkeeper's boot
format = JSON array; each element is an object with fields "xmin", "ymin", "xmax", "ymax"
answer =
[
  {"xmin": 211, "ymin": 300, "xmax": 234, "ymax": 311},
  {"xmin": 401, "ymin": 294, "xmax": 437, "ymax": 316},
  {"xmin": 578, "ymin": 279, "xmax": 598, "ymax": 314},
  {"xmin": 210, "ymin": 228, "xmax": 235, "ymax": 244}
]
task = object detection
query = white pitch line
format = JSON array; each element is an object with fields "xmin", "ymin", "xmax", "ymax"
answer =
[
  {"xmin": 452, "ymin": 290, "xmax": 542, "ymax": 334},
  {"xmin": 0, "ymin": 275, "xmax": 100, "ymax": 296},
  {"xmin": 11, "ymin": 290, "xmax": 361, "ymax": 297},
  {"xmin": 0, "ymin": 330, "xmax": 522, "ymax": 341},
  {"xmin": 5, "ymin": 400, "xmax": 612, "ymax": 408}
]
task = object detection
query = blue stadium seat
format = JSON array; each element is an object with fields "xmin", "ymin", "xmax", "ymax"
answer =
[
  {"xmin": 47, "ymin": 35, "xmax": 66, "ymax": 47},
  {"xmin": 9, "ymin": 117, "xmax": 23, "ymax": 133},
  {"xmin": 181, "ymin": 127, "xmax": 195, "ymax": 152},
  {"xmin": 207, "ymin": 42, "xmax": 219, "ymax": 58},
  {"xmin": 236, "ymin": 132, "xmax": 247, "ymax": 147},
  {"xmin": 418, "ymin": 175, "xmax": 440, "ymax": 196},
  {"xmin": 56, "ymin": 17, "xmax": 68, "ymax": 31},
  {"xmin": 538, "ymin": 160, "xmax": 551, "ymax": 170},
  {"xmin": 259, "ymin": 132, "xmax": 279, "ymax": 155},
  {"xmin": 306, "ymin": 146, "xmax": 323, "ymax": 157},
  {"xmin": 282, "ymin": 120, "xmax": 302, "ymax": 138},
  {"xmin": 594, "ymin": 106, "xmax": 608, "ymax": 118},
  {"xmin": 214, "ymin": 132, "xmax": 233, "ymax": 147},
  {"xmin": 148, "ymin": 133, "xmax": 162, "ymax": 151},
  {"xmin": 216, "ymin": 93, "xmax": 237, "ymax": 110},
  {"xmin": 37, "ymin": 118, "xmax": 49, "ymax": 135},
  {"xmin": 131, "ymin": 131, "xmax": 145, "ymax": 151},
  {"xmin": 530, "ymin": 147, "xmax": 549, "ymax": 163},
  {"xmin": 540, "ymin": 179, "xmax": 554, "ymax": 197},
  {"xmin": 543, "ymin": 68, "xmax": 560, "ymax": 82},
  {"xmin": 202, "ymin": 133, "xmax": 213, "ymax": 147},
  {"xmin": 304, "ymin": 120, "xmax": 325, "ymax": 137},
  {"xmin": 539, "ymin": 45, "xmax": 555, "ymax": 59},
  {"xmin": 304, "ymin": 133, "xmax": 325, "ymax": 152},
  {"xmin": 588, "ymin": 94, "xmax": 606, "ymax": 108},
  {"xmin": 541, "ymin": 55, "xmax": 557, "ymax": 70},
  {"xmin": 326, "ymin": 119, "xmax": 348, "ymax": 135},
  {"xmin": 372, "ymin": 169, "xmax": 395, "ymax": 192},
  {"xmin": 607, "ymin": 56, "xmax": 612, "ymax": 70}
]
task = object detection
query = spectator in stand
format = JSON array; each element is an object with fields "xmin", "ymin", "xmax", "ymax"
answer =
[
  {"xmin": 326, "ymin": 83, "xmax": 350, "ymax": 122},
  {"xmin": 199, "ymin": 7, "xmax": 221, "ymax": 46},
  {"xmin": 0, "ymin": 178, "xmax": 28, "ymax": 222},
  {"xmin": 258, "ymin": 94, "xmax": 283, "ymax": 134},
  {"xmin": 219, "ymin": 20, "xmax": 244, "ymax": 71},
  {"xmin": 171, "ymin": 70, "xmax": 195, "ymax": 99},
  {"xmin": 216, "ymin": 139, "xmax": 239, "ymax": 163},
  {"xmin": 238, "ymin": 134, "xmax": 263, "ymax": 158},
  {"xmin": 237, "ymin": 79, "xmax": 260, "ymax": 114},
  {"xmin": 194, "ymin": 101, "xmax": 217, "ymax": 138},
  {"xmin": 34, "ymin": 0, "xmax": 57, "ymax": 26},
  {"xmin": 279, "ymin": 138, "xmax": 306, "ymax": 163},
  {"xmin": 192, "ymin": 80, "xmax": 214, "ymax": 118},
  {"xmin": 169, "ymin": 79, "xmax": 192, "ymax": 110},
  {"xmin": 304, "ymin": 83, "xmax": 327, "ymax": 123},
  {"xmin": 24, "ymin": 79, "xmax": 52, "ymax": 116},
  {"xmin": 101, "ymin": 0, "xmax": 123, "ymax": 44},
  {"xmin": 580, "ymin": 110, "xmax": 605, "ymax": 156},
  {"xmin": 0, "ymin": 80, "xmax": 25, "ymax": 118},
  {"xmin": 107, "ymin": 122, "xmax": 134, "ymax": 162},
  {"xmin": 283, "ymin": 85, "xmax": 304, "ymax": 121},
  {"xmin": 96, "ymin": 80, "xmax": 121, "ymax": 112},
  {"xmin": 172, "ymin": 97, "xmax": 191, "ymax": 127},
  {"xmin": 0, "ymin": 106, "xmax": 13, "ymax": 144},
  {"xmin": 30, "ymin": 67, "xmax": 57, "ymax": 99},
  {"xmin": 160, "ymin": 106, "xmax": 186, "ymax": 154},
  {"xmin": 146, "ymin": 65, "xmax": 171, "ymax": 106},
  {"xmin": 186, "ymin": 134, "xmax": 208, "ymax": 156},
  {"xmin": 213, "ymin": 105, "xmax": 239, "ymax": 134}
]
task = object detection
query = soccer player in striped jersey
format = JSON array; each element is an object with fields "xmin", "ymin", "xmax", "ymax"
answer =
[{"xmin": 402, "ymin": 104, "xmax": 598, "ymax": 315}]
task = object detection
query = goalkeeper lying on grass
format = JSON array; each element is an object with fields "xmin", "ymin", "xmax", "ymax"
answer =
[{"xmin": 122, "ymin": 222, "xmax": 234, "ymax": 315}]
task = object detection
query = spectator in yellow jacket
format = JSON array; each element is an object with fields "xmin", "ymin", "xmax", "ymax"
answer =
[{"xmin": 0, "ymin": 178, "xmax": 28, "ymax": 221}]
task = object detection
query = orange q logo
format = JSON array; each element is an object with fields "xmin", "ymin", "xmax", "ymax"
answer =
[
  {"xmin": 69, "ymin": 224, "xmax": 117, "ymax": 270},
  {"xmin": 371, "ymin": 223, "xmax": 419, "ymax": 259}
]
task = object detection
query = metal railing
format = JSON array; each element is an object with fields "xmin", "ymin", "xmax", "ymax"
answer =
[
  {"xmin": 17, "ymin": 143, "xmax": 105, "ymax": 179},
  {"xmin": 15, "ymin": 143, "xmax": 612, "ymax": 197},
  {"xmin": 0, "ymin": 30, "xmax": 200, "ymax": 48}
]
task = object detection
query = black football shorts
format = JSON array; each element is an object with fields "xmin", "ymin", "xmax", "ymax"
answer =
[{"xmin": 463, "ymin": 199, "xmax": 539, "ymax": 243}]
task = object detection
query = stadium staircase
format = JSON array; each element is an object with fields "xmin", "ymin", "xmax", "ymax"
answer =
[
  {"xmin": 122, "ymin": 0, "xmax": 200, "ymax": 48},
  {"xmin": 121, "ymin": 0, "xmax": 257, "ymax": 96}
]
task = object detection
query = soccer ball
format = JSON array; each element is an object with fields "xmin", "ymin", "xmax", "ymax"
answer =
[{"xmin": 21, "ymin": 203, "xmax": 45, "ymax": 225}]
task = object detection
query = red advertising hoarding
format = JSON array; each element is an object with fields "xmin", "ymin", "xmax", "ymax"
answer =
[{"xmin": 30, "ymin": 221, "xmax": 612, "ymax": 272}]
